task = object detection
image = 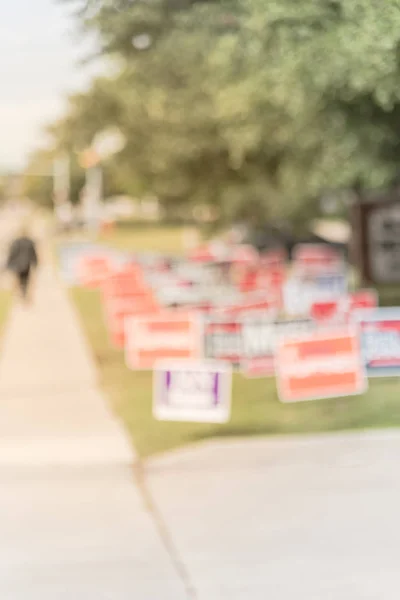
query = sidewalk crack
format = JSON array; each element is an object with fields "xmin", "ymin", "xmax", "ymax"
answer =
[{"xmin": 133, "ymin": 461, "xmax": 198, "ymax": 600}]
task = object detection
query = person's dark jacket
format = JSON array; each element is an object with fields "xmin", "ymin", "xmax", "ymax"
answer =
[{"xmin": 6, "ymin": 237, "xmax": 38, "ymax": 274}]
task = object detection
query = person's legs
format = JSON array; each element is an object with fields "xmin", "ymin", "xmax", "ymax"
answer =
[{"xmin": 17, "ymin": 269, "xmax": 31, "ymax": 303}]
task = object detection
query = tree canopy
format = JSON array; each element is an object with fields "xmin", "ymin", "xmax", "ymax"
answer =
[{"xmin": 23, "ymin": 0, "xmax": 400, "ymax": 228}]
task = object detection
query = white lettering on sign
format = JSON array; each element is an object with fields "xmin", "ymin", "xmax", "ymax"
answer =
[
  {"xmin": 242, "ymin": 322, "xmax": 274, "ymax": 356},
  {"xmin": 285, "ymin": 355, "xmax": 358, "ymax": 377},
  {"xmin": 242, "ymin": 319, "xmax": 315, "ymax": 358},
  {"xmin": 171, "ymin": 371, "xmax": 215, "ymax": 395},
  {"xmin": 363, "ymin": 330, "xmax": 400, "ymax": 361},
  {"xmin": 284, "ymin": 277, "xmax": 345, "ymax": 315},
  {"xmin": 210, "ymin": 332, "xmax": 242, "ymax": 356},
  {"xmin": 139, "ymin": 333, "xmax": 191, "ymax": 350},
  {"xmin": 168, "ymin": 371, "xmax": 216, "ymax": 408}
]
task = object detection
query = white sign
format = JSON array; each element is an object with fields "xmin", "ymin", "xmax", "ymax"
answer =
[
  {"xmin": 283, "ymin": 273, "xmax": 347, "ymax": 316},
  {"xmin": 153, "ymin": 360, "xmax": 232, "ymax": 423}
]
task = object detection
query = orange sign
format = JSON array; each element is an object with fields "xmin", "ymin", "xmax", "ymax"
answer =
[
  {"xmin": 125, "ymin": 311, "xmax": 202, "ymax": 370},
  {"xmin": 78, "ymin": 255, "xmax": 114, "ymax": 288},
  {"xmin": 104, "ymin": 296, "xmax": 160, "ymax": 348},
  {"xmin": 276, "ymin": 329, "xmax": 367, "ymax": 402},
  {"xmin": 102, "ymin": 280, "xmax": 160, "ymax": 348}
]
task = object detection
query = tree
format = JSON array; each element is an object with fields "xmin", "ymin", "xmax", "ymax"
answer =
[{"xmin": 33, "ymin": 0, "xmax": 400, "ymax": 228}]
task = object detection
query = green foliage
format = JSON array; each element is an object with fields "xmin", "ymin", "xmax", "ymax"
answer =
[{"xmin": 31, "ymin": 0, "xmax": 400, "ymax": 224}]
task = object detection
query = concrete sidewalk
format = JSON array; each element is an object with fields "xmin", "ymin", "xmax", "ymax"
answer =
[
  {"xmin": 0, "ymin": 261, "xmax": 133, "ymax": 466},
  {"xmin": 146, "ymin": 431, "xmax": 400, "ymax": 599},
  {"xmin": 0, "ymin": 257, "xmax": 187, "ymax": 599}
]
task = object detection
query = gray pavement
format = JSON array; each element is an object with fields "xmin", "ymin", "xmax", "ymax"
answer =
[
  {"xmin": 0, "ymin": 252, "xmax": 187, "ymax": 598},
  {"xmin": 146, "ymin": 432, "xmax": 400, "ymax": 599}
]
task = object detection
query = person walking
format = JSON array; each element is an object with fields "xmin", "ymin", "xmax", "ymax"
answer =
[{"xmin": 6, "ymin": 224, "xmax": 39, "ymax": 303}]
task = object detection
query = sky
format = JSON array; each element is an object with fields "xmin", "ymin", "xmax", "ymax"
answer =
[{"xmin": 0, "ymin": 1, "xmax": 102, "ymax": 170}]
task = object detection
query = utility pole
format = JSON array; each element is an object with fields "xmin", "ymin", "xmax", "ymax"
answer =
[
  {"xmin": 53, "ymin": 153, "xmax": 72, "ymax": 226},
  {"xmin": 79, "ymin": 128, "xmax": 126, "ymax": 233}
]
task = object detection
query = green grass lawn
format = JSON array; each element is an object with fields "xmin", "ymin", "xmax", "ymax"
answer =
[
  {"xmin": 0, "ymin": 291, "xmax": 11, "ymax": 322},
  {"xmin": 0, "ymin": 290, "xmax": 12, "ymax": 336},
  {"xmin": 97, "ymin": 222, "xmax": 199, "ymax": 256},
  {"xmin": 72, "ymin": 286, "xmax": 400, "ymax": 458}
]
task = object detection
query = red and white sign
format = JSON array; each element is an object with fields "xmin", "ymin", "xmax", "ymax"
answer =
[
  {"xmin": 203, "ymin": 316, "xmax": 243, "ymax": 366},
  {"xmin": 275, "ymin": 329, "xmax": 367, "ymax": 402},
  {"xmin": 239, "ymin": 265, "xmax": 286, "ymax": 307},
  {"xmin": 311, "ymin": 289, "xmax": 378, "ymax": 325},
  {"xmin": 259, "ymin": 248, "xmax": 287, "ymax": 267},
  {"xmin": 310, "ymin": 299, "xmax": 345, "ymax": 324},
  {"xmin": 125, "ymin": 311, "xmax": 202, "ymax": 370},
  {"xmin": 102, "ymin": 267, "xmax": 160, "ymax": 347},
  {"xmin": 189, "ymin": 242, "xmax": 228, "ymax": 263},
  {"xmin": 292, "ymin": 244, "xmax": 343, "ymax": 275},
  {"xmin": 349, "ymin": 289, "xmax": 378, "ymax": 313},
  {"xmin": 103, "ymin": 292, "xmax": 160, "ymax": 348},
  {"xmin": 354, "ymin": 308, "xmax": 400, "ymax": 376},
  {"xmin": 230, "ymin": 244, "xmax": 259, "ymax": 264},
  {"xmin": 214, "ymin": 296, "xmax": 278, "ymax": 317},
  {"xmin": 241, "ymin": 317, "xmax": 316, "ymax": 377},
  {"xmin": 78, "ymin": 254, "xmax": 115, "ymax": 288}
]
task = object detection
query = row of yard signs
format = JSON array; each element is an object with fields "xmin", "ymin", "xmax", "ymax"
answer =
[
  {"xmin": 152, "ymin": 307, "xmax": 400, "ymax": 419},
  {"xmin": 59, "ymin": 240, "xmax": 399, "ymax": 423}
]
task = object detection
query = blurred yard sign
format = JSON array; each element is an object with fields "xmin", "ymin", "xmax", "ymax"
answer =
[
  {"xmin": 292, "ymin": 244, "xmax": 343, "ymax": 275},
  {"xmin": 229, "ymin": 244, "xmax": 259, "ymax": 264},
  {"xmin": 155, "ymin": 284, "xmax": 208, "ymax": 307},
  {"xmin": 175, "ymin": 262, "xmax": 215, "ymax": 284},
  {"xmin": 58, "ymin": 243, "xmax": 105, "ymax": 285},
  {"xmin": 104, "ymin": 293, "xmax": 160, "ymax": 348},
  {"xmin": 125, "ymin": 311, "xmax": 202, "ymax": 370},
  {"xmin": 241, "ymin": 317, "xmax": 316, "ymax": 377},
  {"xmin": 203, "ymin": 315, "xmax": 243, "ymax": 367},
  {"xmin": 102, "ymin": 265, "xmax": 160, "ymax": 347},
  {"xmin": 102, "ymin": 285, "xmax": 160, "ymax": 348},
  {"xmin": 153, "ymin": 360, "xmax": 232, "ymax": 423},
  {"xmin": 189, "ymin": 241, "xmax": 229, "ymax": 263},
  {"xmin": 260, "ymin": 248, "xmax": 287, "ymax": 267},
  {"xmin": 215, "ymin": 297, "xmax": 278, "ymax": 317},
  {"xmin": 283, "ymin": 272, "xmax": 347, "ymax": 316},
  {"xmin": 240, "ymin": 264, "xmax": 286, "ymax": 307},
  {"xmin": 354, "ymin": 308, "xmax": 400, "ymax": 377},
  {"xmin": 310, "ymin": 289, "xmax": 378, "ymax": 325},
  {"xmin": 275, "ymin": 329, "xmax": 367, "ymax": 403},
  {"xmin": 78, "ymin": 254, "xmax": 115, "ymax": 288},
  {"xmin": 349, "ymin": 289, "xmax": 378, "ymax": 313},
  {"xmin": 310, "ymin": 300, "xmax": 344, "ymax": 324},
  {"xmin": 103, "ymin": 295, "xmax": 136, "ymax": 348},
  {"xmin": 352, "ymin": 191, "xmax": 400, "ymax": 284}
]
